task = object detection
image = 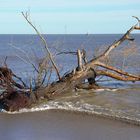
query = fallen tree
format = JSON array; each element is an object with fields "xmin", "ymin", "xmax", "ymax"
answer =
[{"xmin": 0, "ymin": 14, "xmax": 140, "ymax": 111}]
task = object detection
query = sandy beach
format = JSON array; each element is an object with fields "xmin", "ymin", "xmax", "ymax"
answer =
[{"xmin": 0, "ymin": 110, "xmax": 139, "ymax": 140}]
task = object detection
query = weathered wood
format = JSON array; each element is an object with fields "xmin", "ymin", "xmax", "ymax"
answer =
[
  {"xmin": 22, "ymin": 12, "xmax": 61, "ymax": 81},
  {"xmin": 96, "ymin": 70, "xmax": 140, "ymax": 82},
  {"xmin": 1, "ymin": 16, "xmax": 140, "ymax": 111},
  {"xmin": 77, "ymin": 49, "xmax": 83, "ymax": 71}
]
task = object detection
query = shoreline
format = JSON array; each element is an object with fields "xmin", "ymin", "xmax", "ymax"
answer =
[
  {"xmin": 3, "ymin": 108, "xmax": 140, "ymax": 126},
  {"xmin": 0, "ymin": 110, "xmax": 140, "ymax": 140}
]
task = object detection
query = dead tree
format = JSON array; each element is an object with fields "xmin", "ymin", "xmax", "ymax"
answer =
[
  {"xmin": 36, "ymin": 16, "xmax": 140, "ymax": 98},
  {"xmin": 1, "ymin": 14, "xmax": 140, "ymax": 111}
]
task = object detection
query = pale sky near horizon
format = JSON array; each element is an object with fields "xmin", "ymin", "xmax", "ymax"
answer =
[{"xmin": 0, "ymin": 0, "xmax": 140, "ymax": 34}]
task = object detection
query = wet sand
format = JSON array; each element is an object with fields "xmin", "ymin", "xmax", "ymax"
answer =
[{"xmin": 0, "ymin": 110, "xmax": 139, "ymax": 140}]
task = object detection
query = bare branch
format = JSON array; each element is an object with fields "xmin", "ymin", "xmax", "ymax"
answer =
[
  {"xmin": 4, "ymin": 56, "xmax": 8, "ymax": 67},
  {"xmin": 92, "ymin": 23, "xmax": 139, "ymax": 62},
  {"xmin": 12, "ymin": 73, "xmax": 27, "ymax": 88},
  {"xmin": 57, "ymin": 51, "xmax": 77, "ymax": 55},
  {"xmin": 132, "ymin": 16, "xmax": 140, "ymax": 24},
  {"xmin": 21, "ymin": 11, "xmax": 61, "ymax": 80},
  {"xmin": 82, "ymin": 49, "xmax": 88, "ymax": 64},
  {"xmin": 77, "ymin": 49, "xmax": 83, "ymax": 70},
  {"xmin": 134, "ymin": 26, "xmax": 140, "ymax": 30},
  {"xmin": 95, "ymin": 62, "xmax": 140, "ymax": 79},
  {"xmin": 96, "ymin": 70, "xmax": 140, "ymax": 82},
  {"xmin": 9, "ymin": 43, "xmax": 39, "ymax": 73}
]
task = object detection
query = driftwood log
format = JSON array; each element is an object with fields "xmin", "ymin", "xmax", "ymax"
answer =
[
  {"xmin": 36, "ymin": 21, "xmax": 140, "ymax": 98},
  {"xmin": 0, "ymin": 14, "xmax": 140, "ymax": 111}
]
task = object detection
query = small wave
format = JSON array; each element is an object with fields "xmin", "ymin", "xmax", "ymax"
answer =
[
  {"xmin": 2, "ymin": 100, "xmax": 140, "ymax": 126},
  {"xmin": 49, "ymin": 101, "xmax": 140, "ymax": 126},
  {"xmin": 95, "ymin": 88, "xmax": 118, "ymax": 92},
  {"xmin": 2, "ymin": 104, "xmax": 54, "ymax": 114}
]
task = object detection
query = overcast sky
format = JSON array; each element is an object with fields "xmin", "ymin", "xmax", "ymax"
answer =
[{"xmin": 0, "ymin": 0, "xmax": 140, "ymax": 34}]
